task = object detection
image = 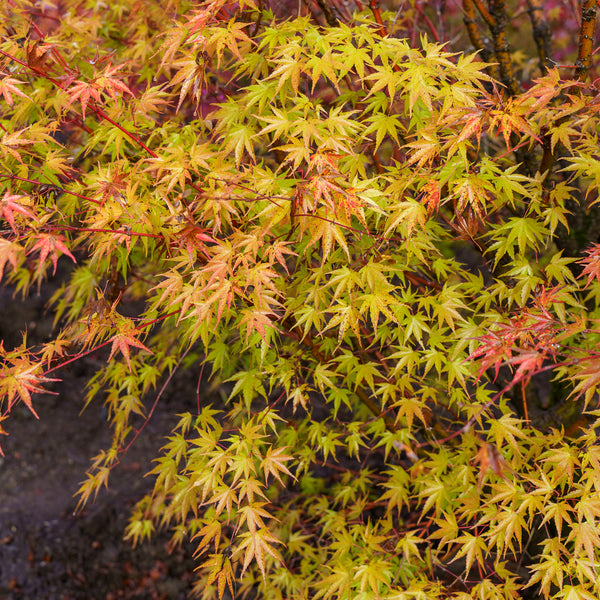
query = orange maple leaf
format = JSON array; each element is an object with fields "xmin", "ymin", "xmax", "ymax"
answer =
[
  {"xmin": 201, "ymin": 552, "xmax": 235, "ymax": 600},
  {"xmin": 67, "ymin": 80, "xmax": 103, "ymax": 120},
  {"xmin": 108, "ymin": 325, "xmax": 153, "ymax": 370},
  {"xmin": 0, "ymin": 238, "xmax": 24, "ymax": 281},
  {"xmin": 260, "ymin": 445, "xmax": 295, "ymax": 485},
  {"xmin": 3, "ymin": 359, "xmax": 59, "ymax": 419},
  {"xmin": 0, "ymin": 74, "xmax": 31, "ymax": 107},
  {"xmin": 94, "ymin": 63, "xmax": 134, "ymax": 101},
  {"xmin": 237, "ymin": 527, "xmax": 283, "ymax": 581}
]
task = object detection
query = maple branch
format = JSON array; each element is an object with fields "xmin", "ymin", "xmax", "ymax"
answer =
[
  {"xmin": 0, "ymin": 173, "xmax": 102, "ymax": 205},
  {"xmin": 293, "ymin": 212, "xmax": 380, "ymax": 240},
  {"xmin": 471, "ymin": 0, "xmax": 494, "ymax": 29},
  {"xmin": 575, "ymin": 0, "xmax": 598, "ymax": 82},
  {"xmin": 312, "ymin": 0, "xmax": 340, "ymax": 26},
  {"xmin": 43, "ymin": 338, "xmax": 113, "ymax": 376},
  {"xmin": 90, "ymin": 104, "xmax": 158, "ymax": 158},
  {"xmin": 461, "ymin": 0, "xmax": 500, "ymax": 80},
  {"xmin": 414, "ymin": 2, "xmax": 441, "ymax": 43},
  {"xmin": 369, "ymin": 0, "xmax": 388, "ymax": 38},
  {"xmin": 113, "ymin": 346, "xmax": 191, "ymax": 468},
  {"xmin": 49, "ymin": 224, "xmax": 163, "ymax": 239},
  {"xmin": 520, "ymin": 381, "xmax": 529, "ymax": 422},
  {"xmin": 525, "ymin": 0, "xmax": 553, "ymax": 75},
  {"xmin": 0, "ymin": 48, "xmax": 157, "ymax": 158},
  {"xmin": 487, "ymin": 0, "xmax": 520, "ymax": 96},
  {"xmin": 538, "ymin": 1, "xmax": 597, "ymax": 180},
  {"xmin": 43, "ymin": 311, "xmax": 179, "ymax": 377}
]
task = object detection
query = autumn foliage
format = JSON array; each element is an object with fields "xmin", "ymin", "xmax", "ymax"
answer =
[{"xmin": 4, "ymin": 0, "xmax": 600, "ymax": 598}]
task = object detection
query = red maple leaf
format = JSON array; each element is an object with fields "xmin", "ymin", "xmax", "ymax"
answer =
[
  {"xmin": 0, "ymin": 192, "xmax": 37, "ymax": 233},
  {"xmin": 28, "ymin": 233, "xmax": 76, "ymax": 274},
  {"xmin": 579, "ymin": 243, "xmax": 600, "ymax": 289}
]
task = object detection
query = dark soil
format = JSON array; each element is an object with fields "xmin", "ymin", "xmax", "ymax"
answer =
[{"xmin": 0, "ymin": 286, "xmax": 204, "ymax": 599}]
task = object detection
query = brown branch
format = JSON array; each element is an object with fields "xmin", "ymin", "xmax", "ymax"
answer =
[
  {"xmin": 250, "ymin": 0, "xmax": 263, "ymax": 37},
  {"xmin": 462, "ymin": 0, "xmax": 500, "ymax": 80},
  {"xmin": 487, "ymin": 0, "xmax": 520, "ymax": 96},
  {"xmin": 471, "ymin": 0, "xmax": 494, "ymax": 28},
  {"xmin": 313, "ymin": 0, "xmax": 340, "ymax": 26},
  {"xmin": 575, "ymin": 0, "xmax": 598, "ymax": 82},
  {"xmin": 526, "ymin": 0, "xmax": 553, "ymax": 75}
]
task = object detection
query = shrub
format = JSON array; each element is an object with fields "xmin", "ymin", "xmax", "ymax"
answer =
[{"xmin": 3, "ymin": 0, "xmax": 600, "ymax": 598}]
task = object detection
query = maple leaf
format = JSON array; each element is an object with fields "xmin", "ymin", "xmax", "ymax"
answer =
[
  {"xmin": 239, "ymin": 308, "xmax": 278, "ymax": 343},
  {"xmin": 0, "ymin": 238, "xmax": 24, "ymax": 281},
  {"xmin": 193, "ymin": 521, "xmax": 223, "ymax": 555},
  {"xmin": 108, "ymin": 324, "xmax": 153, "ymax": 371},
  {"xmin": 420, "ymin": 180, "xmax": 441, "ymax": 216},
  {"xmin": 28, "ymin": 233, "xmax": 76, "ymax": 274},
  {"xmin": 473, "ymin": 442, "xmax": 510, "ymax": 491},
  {"xmin": 468, "ymin": 330, "xmax": 512, "ymax": 382},
  {"xmin": 0, "ymin": 192, "xmax": 37, "ymax": 233},
  {"xmin": 170, "ymin": 57, "xmax": 206, "ymax": 113},
  {"xmin": 134, "ymin": 85, "xmax": 171, "ymax": 119},
  {"xmin": 2, "ymin": 358, "xmax": 59, "ymax": 419},
  {"xmin": 0, "ymin": 129, "xmax": 39, "ymax": 163},
  {"xmin": 67, "ymin": 80, "xmax": 103, "ymax": 120},
  {"xmin": 94, "ymin": 63, "xmax": 135, "ymax": 101},
  {"xmin": 200, "ymin": 553, "xmax": 235, "ymax": 600},
  {"xmin": 0, "ymin": 414, "xmax": 9, "ymax": 456},
  {"xmin": 237, "ymin": 502, "xmax": 273, "ymax": 533},
  {"xmin": 569, "ymin": 357, "xmax": 600, "ymax": 406},
  {"xmin": 182, "ymin": 6, "xmax": 215, "ymax": 33},
  {"xmin": 260, "ymin": 445, "xmax": 295, "ymax": 485},
  {"xmin": 446, "ymin": 110, "xmax": 485, "ymax": 155},
  {"xmin": 506, "ymin": 350, "xmax": 545, "ymax": 387},
  {"xmin": 174, "ymin": 224, "xmax": 217, "ymax": 265},
  {"xmin": 26, "ymin": 41, "xmax": 53, "ymax": 72},
  {"xmin": 237, "ymin": 527, "xmax": 283, "ymax": 580},
  {"xmin": 0, "ymin": 73, "xmax": 31, "ymax": 107},
  {"xmin": 579, "ymin": 243, "xmax": 600, "ymax": 289}
]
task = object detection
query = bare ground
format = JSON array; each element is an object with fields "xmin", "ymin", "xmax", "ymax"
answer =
[{"xmin": 0, "ymin": 286, "xmax": 202, "ymax": 599}]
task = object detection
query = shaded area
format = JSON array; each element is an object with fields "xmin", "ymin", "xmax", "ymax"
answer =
[{"xmin": 0, "ymin": 287, "xmax": 201, "ymax": 599}]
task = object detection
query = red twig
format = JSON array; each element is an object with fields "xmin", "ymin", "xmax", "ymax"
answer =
[
  {"xmin": 369, "ymin": 0, "xmax": 388, "ymax": 38},
  {"xmin": 113, "ymin": 346, "xmax": 191, "ymax": 467},
  {"xmin": 414, "ymin": 2, "xmax": 441, "ymax": 42},
  {"xmin": 0, "ymin": 48, "xmax": 157, "ymax": 158},
  {"xmin": 1, "ymin": 173, "xmax": 102, "ymax": 205}
]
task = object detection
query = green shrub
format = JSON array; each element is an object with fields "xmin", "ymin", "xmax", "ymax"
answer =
[{"xmin": 3, "ymin": 1, "xmax": 600, "ymax": 598}]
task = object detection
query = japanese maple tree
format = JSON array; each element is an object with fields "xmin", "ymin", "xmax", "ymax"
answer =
[{"xmin": 3, "ymin": 0, "xmax": 600, "ymax": 599}]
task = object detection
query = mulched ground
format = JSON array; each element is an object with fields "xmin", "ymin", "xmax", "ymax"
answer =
[{"xmin": 0, "ymin": 286, "xmax": 204, "ymax": 599}]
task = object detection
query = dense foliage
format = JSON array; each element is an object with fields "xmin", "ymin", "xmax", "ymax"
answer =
[{"xmin": 3, "ymin": 0, "xmax": 600, "ymax": 598}]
